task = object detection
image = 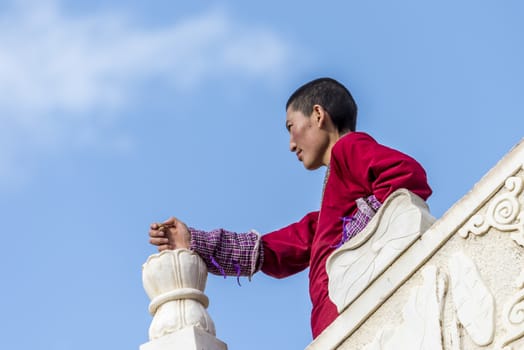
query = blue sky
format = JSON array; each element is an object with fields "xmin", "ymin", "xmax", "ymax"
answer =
[{"xmin": 1, "ymin": 0, "xmax": 522, "ymax": 349}]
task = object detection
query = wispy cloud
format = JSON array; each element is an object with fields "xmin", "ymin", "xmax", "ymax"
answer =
[{"xmin": 0, "ymin": 0, "xmax": 298, "ymax": 186}]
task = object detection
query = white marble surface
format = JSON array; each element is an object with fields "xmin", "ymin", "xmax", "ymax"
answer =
[
  {"xmin": 498, "ymin": 269, "xmax": 524, "ymax": 349},
  {"xmin": 364, "ymin": 266, "xmax": 445, "ymax": 350},
  {"xmin": 448, "ymin": 251, "xmax": 494, "ymax": 346},
  {"xmin": 140, "ymin": 326, "xmax": 227, "ymax": 350},
  {"xmin": 141, "ymin": 249, "xmax": 220, "ymax": 345},
  {"xmin": 327, "ymin": 188, "xmax": 436, "ymax": 313}
]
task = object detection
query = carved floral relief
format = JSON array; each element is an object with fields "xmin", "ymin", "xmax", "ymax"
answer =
[
  {"xmin": 459, "ymin": 174, "xmax": 524, "ymax": 248},
  {"xmin": 498, "ymin": 270, "xmax": 524, "ymax": 349},
  {"xmin": 363, "ymin": 266, "xmax": 446, "ymax": 350},
  {"xmin": 363, "ymin": 253, "xmax": 497, "ymax": 350},
  {"xmin": 448, "ymin": 252, "xmax": 495, "ymax": 346}
]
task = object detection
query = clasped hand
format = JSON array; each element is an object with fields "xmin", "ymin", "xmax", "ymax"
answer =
[{"xmin": 149, "ymin": 217, "xmax": 191, "ymax": 251}]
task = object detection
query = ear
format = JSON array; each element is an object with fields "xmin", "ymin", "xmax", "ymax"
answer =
[{"xmin": 312, "ymin": 104, "xmax": 328, "ymax": 128}]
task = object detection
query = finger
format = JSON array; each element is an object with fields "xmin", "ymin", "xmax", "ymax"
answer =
[
  {"xmin": 157, "ymin": 244, "xmax": 172, "ymax": 252},
  {"xmin": 162, "ymin": 217, "xmax": 178, "ymax": 226},
  {"xmin": 150, "ymin": 223, "xmax": 159, "ymax": 229},
  {"xmin": 150, "ymin": 237, "xmax": 169, "ymax": 246},
  {"xmin": 149, "ymin": 229, "xmax": 166, "ymax": 237}
]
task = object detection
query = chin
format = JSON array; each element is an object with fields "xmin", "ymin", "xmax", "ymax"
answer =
[{"xmin": 303, "ymin": 162, "xmax": 322, "ymax": 171}]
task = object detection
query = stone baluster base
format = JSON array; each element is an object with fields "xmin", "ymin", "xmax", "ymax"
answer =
[{"xmin": 140, "ymin": 325, "xmax": 227, "ymax": 350}]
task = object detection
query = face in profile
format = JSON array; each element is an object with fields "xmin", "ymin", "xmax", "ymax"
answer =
[{"xmin": 286, "ymin": 107, "xmax": 331, "ymax": 170}]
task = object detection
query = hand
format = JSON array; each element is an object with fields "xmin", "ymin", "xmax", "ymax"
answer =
[{"xmin": 149, "ymin": 217, "xmax": 191, "ymax": 251}]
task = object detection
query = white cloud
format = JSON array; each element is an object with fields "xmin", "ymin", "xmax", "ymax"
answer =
[{"xmin": 0, "ymin": 0, "xmax": 297, "ymax": 185}]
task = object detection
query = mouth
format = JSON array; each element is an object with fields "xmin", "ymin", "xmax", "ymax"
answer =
[{"xmin": 296, "ymin": 150, "xmax": 303, "ymax": 161}]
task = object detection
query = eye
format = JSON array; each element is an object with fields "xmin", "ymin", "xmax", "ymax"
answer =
[{"xmin": 286, "ymin": 123, "xmax": 292, "ymax": 132}]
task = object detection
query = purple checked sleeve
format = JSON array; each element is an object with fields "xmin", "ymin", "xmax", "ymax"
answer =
[
  {"xmin": 189, "ymin": 196, "xmax": 380, "ymax": 278},
  {"xmin": 189, "ymin": 228, "xmax": 264, "ymax": 280},
  {"xmin": 333, "ymin": 195, "xmax": 382, "ymax": 248}
]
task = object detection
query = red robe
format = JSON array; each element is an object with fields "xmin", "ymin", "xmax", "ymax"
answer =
[{"xmin": 261, "ymin": 132, "xmax": 432, "ymax": 338}]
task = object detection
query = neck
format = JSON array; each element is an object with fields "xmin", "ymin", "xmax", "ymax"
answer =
[{"xmin": 322, "ymin": 130, "xmax": 349, "ymax": 166}]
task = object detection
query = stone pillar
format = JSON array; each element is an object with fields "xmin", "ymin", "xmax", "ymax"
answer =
[{"xmin": 140, "ymin": 249, "xmax": 227, "ymax": 350}]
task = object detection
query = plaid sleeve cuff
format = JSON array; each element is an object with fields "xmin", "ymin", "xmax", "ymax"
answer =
[
  {"xmin": 189, "ymin": 227, "xmax": 264, "ymax": 280},
  {"xmin": 335, "ymin": 195, "xmax": 382, "ymax": 247}
]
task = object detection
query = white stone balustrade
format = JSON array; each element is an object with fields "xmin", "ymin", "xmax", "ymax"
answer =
[
  {"xmin": 140, "ymin": 249, "xmax": 227, "ymax": 350},
  {"xmin": 326, "ymin": 188, "xmax": 436, "ymax": 313}
]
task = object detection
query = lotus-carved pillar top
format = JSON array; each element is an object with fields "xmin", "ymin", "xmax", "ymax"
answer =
[{"xmin": 141, "ymin": 249, "xmax": 227, "ymax": 350}]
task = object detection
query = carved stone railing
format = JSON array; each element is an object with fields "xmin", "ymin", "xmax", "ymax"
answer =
[
  {"xmin": 308, "ymin": 138, "xmax": 524, "ymax": 350},
  {"xmin": 140, "ymin": 249, "xmax": 227, "ymax": 350},
  {"xmin": 326, "ymin": 188, "xmax": 436, "ymax": 313}
]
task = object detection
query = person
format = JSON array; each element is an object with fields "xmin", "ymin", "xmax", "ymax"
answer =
[{"xmin": 149, "ymin": 77, "xmax": 432, "ymax": 338}]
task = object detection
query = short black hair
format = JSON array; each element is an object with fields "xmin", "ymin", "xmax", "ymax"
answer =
[{"xmin": 286, "ymin": 77, "xmax": 357, "ymax": 133}]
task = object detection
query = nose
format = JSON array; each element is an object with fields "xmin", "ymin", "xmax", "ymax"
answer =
[{"xmin": 289, "ymin": 137, "xmax": 297, "ymax": 152}]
